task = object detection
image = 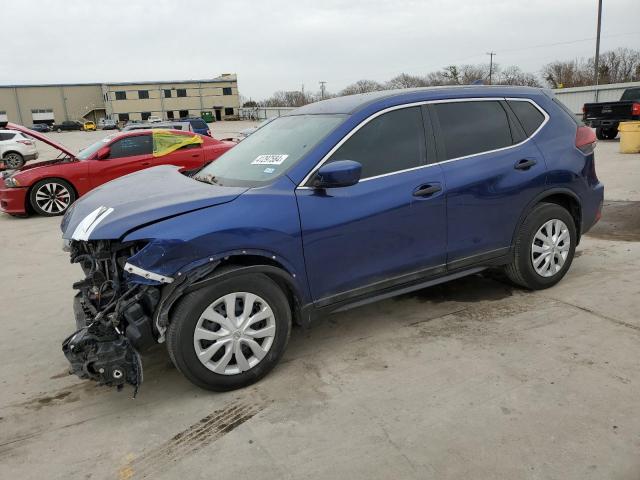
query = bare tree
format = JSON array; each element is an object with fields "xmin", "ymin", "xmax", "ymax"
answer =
[
  {"xmin": 385, "ymin": 73, "xmax": 429, "ymax": 89},
  {"xmin": 439, "ymin": 64, "xmax": 489, "ymax": 85},
  {"xmin": 340, "ymin": 79, "xmax": 385, "ymax": 95},
  {"xmin": 497, "ymin": 66, "xmax": 542, "ymax": 87},
  {"xmin": 541, "ymin": 48, "xmax": 640, "ymax": 88},
  {"xmin": 260, "ymin": 90, "xmax": 312, "ymax": 107}
]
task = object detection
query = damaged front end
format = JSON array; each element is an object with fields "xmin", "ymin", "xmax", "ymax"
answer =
[{"xmin": 62, "ymin": 240, "xmax": 163, "ymax": 396}]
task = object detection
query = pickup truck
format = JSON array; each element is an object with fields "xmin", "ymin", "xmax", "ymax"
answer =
[{"xmin": 583, "ymin": 87, "xmax": 640, "ymax": 140}]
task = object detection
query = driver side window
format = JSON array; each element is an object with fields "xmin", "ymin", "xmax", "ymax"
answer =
[
  {"xmin": 108, "ymin": 135, "xmax": 152, "ymax": 158},
  {"xmin": 326, "ymin": 106, "xmax": 426, "ymax": 179}
]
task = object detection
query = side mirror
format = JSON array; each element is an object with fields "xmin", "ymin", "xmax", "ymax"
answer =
[
  {"xmin": 96, "ymin": 146, "xmax": 110, "ymax": 160},
  {"xmin": 312, "ymin": 160, "xmax": 361, "ymax": 189}
]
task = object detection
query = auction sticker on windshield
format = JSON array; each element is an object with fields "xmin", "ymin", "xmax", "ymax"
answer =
[{"xmin": 251, "ymin": 154, "xmax": 289, "ymax": 165}]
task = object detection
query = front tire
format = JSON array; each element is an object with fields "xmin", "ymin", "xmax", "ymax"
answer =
[
  {"xmin": 166, "ymin": 272, "xmax": 291, "ymax": 391},
  {"xmin": 29, "ymin": 178, "xmax": 76, "ymax": 216},
  {"xmin": 3, "ymin": 152, "xmax": 25, "ymax": 170},
  {"xmin": 505, "ymin": 203, "xmax": 576, "ymax": 290}
]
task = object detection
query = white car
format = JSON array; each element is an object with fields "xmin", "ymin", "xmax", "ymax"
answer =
[
  {"xmin": 0, "ymin": 129, "xmax": 38, "ymax": 169},
  {"xmin": 147, "ymin": 115, "xmax": 163, "ymax": 123}
]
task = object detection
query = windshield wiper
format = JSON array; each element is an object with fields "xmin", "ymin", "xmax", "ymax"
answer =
[{"xmin": 194, "ymin": 173, "xmax": 222, "ymax": 186}]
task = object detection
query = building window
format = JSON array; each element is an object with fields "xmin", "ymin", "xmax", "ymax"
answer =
[
  {"xmin": 224, "ymin": 107, "xmax": 235, "ymax": 116},
  {"xmin": 166, "ymin": 111, "xmax": 175, "ymax": 119},
  {"xmin": 176, "ymin": 89, "xmax": 187, "ymax": 98},
  {"xmin": 223, "ymin": 87, "xmax": 232, "ymax": 95},
  {"xmin": 118, "ymin": 113, "xmax": 130, "ymax": 122},
  {"xmin": 164, "ymin": 89, "xmax": 172, "ymax": 98},
  {"xmin": 141, "ymin": 112, "xmax": 151, "ymax": 121},
  {"xmin": 138, "ymin": 90, "xmax": 149, "ymax": 99},
  {"xmin": 115, "ymin": 91, "xmax": 126, "ymax": 100},
  {"xmin": 179, "ymin": 110, "xmax": 189, "ymax": 118}
]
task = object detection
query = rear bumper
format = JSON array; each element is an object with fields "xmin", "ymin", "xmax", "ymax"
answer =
[
  {"xmin": 581, "ymin": 182, "xmax": 605, "ymax": 235},
  {"xmin": 0, "ymin": 186, "xmax": 28, "ymax": 214},
  {"xmin": 585, "ymin": 119, "xmax": 620, "ymax": 129}
]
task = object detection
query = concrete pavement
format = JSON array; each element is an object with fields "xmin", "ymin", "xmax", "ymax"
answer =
[{"xmin": 0, "ymin": 126, "xmax": 638, "ymax": 479}]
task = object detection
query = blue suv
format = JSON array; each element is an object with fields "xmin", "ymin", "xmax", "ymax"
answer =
[{"xmin": 60, "ymin": 86, "xmax": 603, "ymax": 393}]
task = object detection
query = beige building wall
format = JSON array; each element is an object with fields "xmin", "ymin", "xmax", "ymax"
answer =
[
  {"xmin": 0, "ymin": 84, "xmax": 104, "ymax": 125},
  {"xmin": 103, "ymin": 75, "xmax": 239, "ymax": 122},
  {"xmin": 1, "ymin": 74, "xmax": 238, "ymax": 126}
]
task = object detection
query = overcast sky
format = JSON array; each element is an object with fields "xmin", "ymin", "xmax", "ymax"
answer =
[{"xmin": 3, "ymin": 0, "xmax": 639, "ymax": 99}]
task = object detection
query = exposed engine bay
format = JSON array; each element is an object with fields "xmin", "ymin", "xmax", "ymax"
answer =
[
  {"xmin": 62, "ymin": 240, "xmax": 160, "ymax": 396},
  {"xmin": 62, "ymin": 239, "xmax": 219, "ymax": 396}
]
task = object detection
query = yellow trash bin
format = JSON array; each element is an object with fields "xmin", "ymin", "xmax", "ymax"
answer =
[{"xmin": 619, "ymin": 121, "xmax": 640, "ymax": 154}]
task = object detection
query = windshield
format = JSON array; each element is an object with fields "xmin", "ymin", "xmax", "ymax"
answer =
[
  {"xmin": 195, "ymin": 114, "xmax": 345, "ymax": 186},
  {"xmin": 621, "ymin": 88, "xmax": 640, "ymax": 101},
  {"xmin": 77, "ymin": 134, "xmax": 116, "ymax": 160}
]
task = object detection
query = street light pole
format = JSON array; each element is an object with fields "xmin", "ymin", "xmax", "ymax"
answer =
[{"xmin": 594, "ymin": 0, "xmax": 603, "ymax": 101}]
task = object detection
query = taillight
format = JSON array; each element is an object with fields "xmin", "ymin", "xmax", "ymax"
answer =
[
  {"xmin": 582, "ymin": 105, "xmax": 586, "ymax": 114},
  {"xmin": 16, "ymin": 140, "xmax": 33, "ymax": 146},
  {"xmin": 632, "ymin": 103, "xmax": 640, "ymax": 116},
  {"xmin": 207, "ymin": 129, "xmax": 211, "ymax": 136},
  {"xmin": 576, "ymin": 125, "xmax": 596, "ymax": 154}
]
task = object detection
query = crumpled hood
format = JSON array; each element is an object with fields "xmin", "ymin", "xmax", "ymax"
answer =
[{"xmin": 61, "ymin": 165, "xmax": 248, "ymax": 240}]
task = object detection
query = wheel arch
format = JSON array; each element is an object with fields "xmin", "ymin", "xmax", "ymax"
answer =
[
  {"xmin": 175, "ymin": 254, "xmax": 309, "ymax": 327},
  {"xmin": 513, "ymin": 188, "xmax": 582, "ymax": 247},
  {"xmin": 2, "ymin": 150, "xmax": 24, "ymax": 159}
]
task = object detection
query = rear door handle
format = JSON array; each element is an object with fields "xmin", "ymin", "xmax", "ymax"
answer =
[
  {"xmin": 141, "ymin": 162, "xmax": 151, "ymax": 166},
  {"xmin": 413, "ymin": 184, "xmax": 442, "ymax": 197},
  {"xmin": 514, "ymin": 159, "xmax": 537, "ymax": 170}
]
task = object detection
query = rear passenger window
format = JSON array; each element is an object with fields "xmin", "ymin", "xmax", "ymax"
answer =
[
  {"xmin": 434, "ymin": 101, "xmax": 512, "ymax": 160},
  {"xmin": 327, "ymin": 107, "xmax": 425, "ymax": 179},
  {"xmin": 507, "ymin": 100, "xmax": 545, "ymax": 136}
]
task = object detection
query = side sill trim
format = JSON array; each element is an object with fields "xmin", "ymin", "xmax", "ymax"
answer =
[{"xmin": 323, "ymin": 267, "xmax": 486, "ymax": 315}]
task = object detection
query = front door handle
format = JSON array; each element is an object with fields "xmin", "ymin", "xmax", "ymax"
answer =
[
  {"xmin": 514, "ymin": 159, "xmax": 537, "ymax": 170},
  {"xmin": 413, "ymin": 184, "xmax": 442, "ymax": 197}
]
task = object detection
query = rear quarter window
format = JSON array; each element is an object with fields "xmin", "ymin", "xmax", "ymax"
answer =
[
  {"xmin": 0, "ymin": 133, "xmax": 15, "ymax": 141},
  {"xmin": 434, "ymin": 101, "xmax": 512, "ymax": 160},
  {"xmin": 507, "ymin": 100, "xmax": 546, "ymax": 137}
]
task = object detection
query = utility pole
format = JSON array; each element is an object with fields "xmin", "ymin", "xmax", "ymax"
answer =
[
  {"xmin": 486, "ymin": 52, "xmax": 496, "ymax": 85},
  {"xmin": 594, "ymin": 0, "xmax": 603, "ymax": 101},
  {"xmin": 319, "ymin": 81, "xmax": 327, "ymax": 99}
]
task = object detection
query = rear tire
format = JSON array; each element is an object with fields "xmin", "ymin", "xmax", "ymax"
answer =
[
  {"xmin": 29, "ymin": 178, "xmax": 76, "ymax": 216},
  {"xmin": 505, "ymin": 203, "xmax": 576, "ymax": 290},
  {"xmin": 604, "ymin": 127, "xmax": 618, "ymax": 140},
  {"xmin": 166, "ymin": 272, "xmax": 291, "ymax": 391},
  {"xmin": 3, "ymin": 152, "xmax": 25, "ymax": 170}
]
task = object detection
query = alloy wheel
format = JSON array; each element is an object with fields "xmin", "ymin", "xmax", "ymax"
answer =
[
  {"xmin": 193, "ymin": 292, "xmax": 276, "ymax": 375},
  {"xmin": 34, "ymin": 182, "xmax": 72, "ymax": 214},
  {"xmin": 4, "ymin": 153, "xmax": 23, "ymax": 169},
  {"xmin": 531, "ymin": 219, "xmax": 570, "ymax": 277}
]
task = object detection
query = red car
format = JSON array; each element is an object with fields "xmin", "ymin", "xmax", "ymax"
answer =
[{"xmin": 0, "ymin": 123, "xmax": 235, "ymax": 216}]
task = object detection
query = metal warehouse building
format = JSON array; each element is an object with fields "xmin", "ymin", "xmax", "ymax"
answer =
[{"xmin": 0, "ymin": 73, "xmax": 239, "ymax": 125}]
